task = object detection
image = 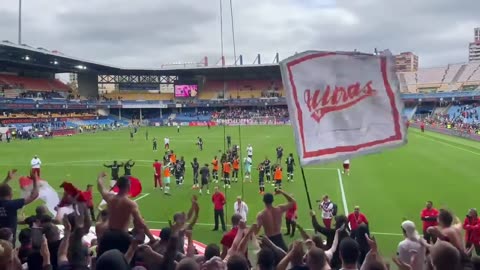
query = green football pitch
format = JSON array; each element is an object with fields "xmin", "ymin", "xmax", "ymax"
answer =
[{"xmin": 2, "ymin": 125, "xmax": 480, "ymax": 257}]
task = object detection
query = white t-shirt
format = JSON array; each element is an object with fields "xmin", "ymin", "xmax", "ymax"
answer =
[
  {"xmin": 31, "ymin": 158, "xmax": 42, "ymax": 168},
  {"xmin": 234, "ymin": 201, "xmax": 249, "ymax": 221},
  {"xmin": 397, "ymin": 239, "xmax": 425, "ymax": 270},
  {"xmin": 164, "ymin": 138, "xmax": 170, "ymax": 144},
  {"xmin": 343, "ymin": 159, "xmax": 350, "ymax": 165},
  {"xmin": 247, "ymin": 146, "xmax": 253, "ymax": 156},
  {"xmin": 244, "ymin": 157, "xmax": 252, "ymax": 166},
  {"xmin": 320, "ymin": 201, "xmax": 334, "ymax": 219}
]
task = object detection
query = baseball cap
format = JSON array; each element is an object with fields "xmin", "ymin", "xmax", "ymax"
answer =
[{"xmin": 401, "ymin": 220, "xmax": 419, "ymax": 240}]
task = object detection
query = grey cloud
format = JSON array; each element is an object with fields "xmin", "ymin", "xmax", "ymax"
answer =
[{"xmin": 0, "ymin": 0, "xmax": 479, "ymax": 68}]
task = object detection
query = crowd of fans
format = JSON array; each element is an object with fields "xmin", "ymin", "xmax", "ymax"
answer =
[
  {"xmin": 19, "ymin": 91, "xmax": 64, "ymax": 100},
  {"xmin": 450, "ymin": 104, "xmax": 480, "ymax": 123},
  {"xmin": 0, "ymin": 168, "xmax": 479, "ymax": 270},
  {"xmin": 211, "ymin": 107, "xmax": 289, "ymax": 121},
  {"xmin": 414, "ymin": 113, "xmax": 480, "ymax": 134}
]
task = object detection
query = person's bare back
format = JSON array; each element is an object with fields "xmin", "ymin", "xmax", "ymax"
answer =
[
  {"xmin": 107, "ymin": 195, "xmax": 136, "ymax": 231},
  {"xmin": 257, "ymin": 206, "xmax": 283, "ymax": 237}
]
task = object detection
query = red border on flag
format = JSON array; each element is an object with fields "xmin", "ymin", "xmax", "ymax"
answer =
[{"xmin": 286, "ymin": 52, "xmax": 402, "ymax": 159}]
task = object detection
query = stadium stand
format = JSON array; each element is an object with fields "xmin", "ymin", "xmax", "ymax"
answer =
[
  {"xmin": 0, "ymin": 74, "xmax": 70, "ymax": 91},
  {"xmin": 103, "ymin": 92, "xmax": 173, "ymax": 101}
]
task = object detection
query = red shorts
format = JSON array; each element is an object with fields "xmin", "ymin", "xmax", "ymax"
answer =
[
  {"xmin": 31, "ymin": 168, "xmax": 41, "ymax": 177},
  {"xmin": 343, "ymin": 164, "xmax": 350, "ymax": 170}
]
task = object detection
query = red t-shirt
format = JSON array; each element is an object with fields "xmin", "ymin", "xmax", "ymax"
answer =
[
  {"xmin": 347, "ymin": 212, "xmax": 368, "ymax": 231},
  {"xmin": 212, "ymin": 192, "xmax": 225, "ymax": 210},
  {"xmin": 83, "ymin": 190, "xmax": 93, "ymax": 208},
  {"xmin": 153, "ymin": 162, "xmax": 162, "ymax": 175},
  {"xmin": 286, "ymin": 203, "xmax": 297, "ymax": 220},
  {"xmin": 221, "ymin": 227, "xmax": 238, "ymax": 248},
  {"xmin": 421, "ymin": 208, "xmax": 439, "ymax": 231},
  {"xmin": 463, "ymin": 217, "xmax": 480, "ymax": 244}
]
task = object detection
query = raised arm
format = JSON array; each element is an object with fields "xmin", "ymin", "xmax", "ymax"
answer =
[
  {"xmin": 132, "ymin": 203, "xmax": 156, "ymax": 242},
  {"xmin": 277, "ymin": 190, "xmax": 296, "ymax": 212},
  {"xmin": 296, "ymin": 223, "xmax": 311, "ymax": 240},
  {"xmin": 310, "ymin": 210, "xmax": 329, "ymax": 235},
  {"xmin": 58, "ymin": 215, "xmax": 71, "ymax": 265},
  {"xmin": 187, "ymin": 198, "xmax": 200, "ymax": 229},
  {"xmin": 24, "ymin": 173, "xmax": 39, "ymax": 205},
  {"xmin": 2, "ymin": 169, "xmax": 17, "ymax": 185},
  {"xmin": 96, "ymin": 172, "xmax": 113, "ymax": 203}
]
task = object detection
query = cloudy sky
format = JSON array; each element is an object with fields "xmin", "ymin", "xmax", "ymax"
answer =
[{"xmin": 0, "ymin": 0, "xmax": 479, "ymax": 69}]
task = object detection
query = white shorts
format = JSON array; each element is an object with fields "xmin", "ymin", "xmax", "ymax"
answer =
[{"xmin": 164, "ymin": 177, "xmax": 171, "ymax": 184}]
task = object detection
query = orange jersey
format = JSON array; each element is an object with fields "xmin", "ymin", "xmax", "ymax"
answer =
[
  {"xmin": 223, "ymin": 162, "xmax": 231, "ymax": 173},
  {"xmin": 212, "ymin": 159, "xmax": 219, "ymax": 171},
  {"xmin": 164, "ymin": 167, "xmax": 171, "ymax": 177},
  {"xmin": 233, "ymin": 159, "xmax": 239, "ymax": 169},
  {"xmin": 274, "ymin": 167, "xmax": 282, "ymax": 180},
  {"xmin": 170, "ymin": 154, "xmax": 176, "ymax": 164}
]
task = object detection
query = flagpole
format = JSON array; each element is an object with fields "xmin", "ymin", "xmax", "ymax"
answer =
[{"xmin": 299, "ymin": 162, "xmax": 313, "ymax": 210}]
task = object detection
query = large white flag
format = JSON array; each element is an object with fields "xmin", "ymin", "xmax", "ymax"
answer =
[
  {"xmin": 19, "ymin": 176, "xmax": 60, "ymax": 215},
  {"xmin": 280, "ymin": 51, "xmax": 406, "ymax": 166}
]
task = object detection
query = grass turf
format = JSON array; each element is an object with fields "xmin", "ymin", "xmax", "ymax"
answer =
[{"xmin": 2, "ymin": 125, "xmax": 480, "ymax": 257}]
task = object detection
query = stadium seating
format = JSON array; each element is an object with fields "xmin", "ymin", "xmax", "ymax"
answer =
[
  {"xmin": 0, "ymin": 74, "xmax": 70, "ymax": 91},
  {"xmin": 457, "ymin": 63, "xmax": 480, "ymax": 83},
  {"xmin": 103, "ymin": 92, "xmax": 173, "ymax": 101},
  {"xmin": 442, "ymin": 64, "xmax": 463, "ymax": 84},
  {"xmin": 416, "ymin": 67, "xmax": 446, "ymax": 85},
  {"xmin": 402, "ymin": 106, "xmax": 417, "ymax": 119},
  {"xmin": 202, "ymin": 79, "xmax": 283, "ymax": 99}
]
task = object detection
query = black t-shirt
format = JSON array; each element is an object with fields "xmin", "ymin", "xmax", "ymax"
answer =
[
  {"xmin": 276, "ymin": 147, "xmax": 283, "ymax": 157},
  {"xmin": 200, "ymin": 167, "xmax": 210, "ymax": 179},
  {"xmin": 258, "ymin": 166, "xmax": 265, "ymax": 178},
  {"xmin": 0, "ymin": 199, "xmax": 25, "ymax": 239},
  {"xmin": 226, "ymin": 136, "xmax": 231, "ymax": 143},
  {"xmin": 124, "ymin": 163, "xmax": 134, "ymax": 175},
  {"xmin": 106, "ymin": 164, "xmax": 120, "ymax": 179},
  {"xmin": 263, "ymin": 159, "xmax": 271, "ymax": 171},
  {"xmin": 192, "ymin": 162, "xmax": 199, "ymax": 173},
  {"xmin": 286, "ymin": 156, "xmax": 295, "ymax": 167}
]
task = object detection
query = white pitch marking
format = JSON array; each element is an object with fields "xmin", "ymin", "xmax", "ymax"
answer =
[
  {"xmin": 133, "ymin": 193, "xmax": 150, "ymax": 202},
  {"xmin": 412, "ymin": 131, "xmax": 480, "ymax": 156},
  {"xmin": 337, "ymin": 168, "xmax": 349, "ymax": 214}
]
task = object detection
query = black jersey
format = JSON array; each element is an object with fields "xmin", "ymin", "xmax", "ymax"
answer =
[
  {"xmin": 263, "ymin": 159, "xmax": 271, "ymax": 171},
  {"xmin": 276, "ymin": 147, "xmax": 283, "ymax": 157},
  {"xmin": 175, "ymin": 161, "xmax": 185, "ymax": 175},
  {"xmin": 153, "ymin": 139, "xmax": 157, "ymax": 147},
  {"xmin": 200, "ymin": 166, "xmax": 210, "ymax": 179},
  {"xmin": 124, "ymin": 162, "xmax": 135, "ymax": 175},
  {"xmin": 258, "ymin": 165, "xmax": 265, "ymax": 178},
  {"xmin": 105, "ymin": 163, "xmax": 121, "ymax": 179},
  {"xmin": 191, "ymin": 161, "xmax": 200, "ymax": 173},
  {"xmin": 286, "ymin": 156, "xmax": 295, "ymax": 167}
]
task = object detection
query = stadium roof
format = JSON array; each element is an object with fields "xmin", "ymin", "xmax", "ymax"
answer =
[{"xmin": 0, "ymin": 41, "xmax": 281, "ymax": 79}]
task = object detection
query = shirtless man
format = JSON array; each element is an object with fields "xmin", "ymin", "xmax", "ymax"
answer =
[
  {"xmin": 96, "ymin": 172, "xmax": 155, "ymax": 256},
  {"xmin": 255, "ymin": 189, "xmax": 296, "ymax": 252},
  {"xmin": 95, "ymin": 209, "xmax": 109, "ymax": 241}
]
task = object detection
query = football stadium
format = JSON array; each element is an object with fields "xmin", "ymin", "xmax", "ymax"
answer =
[{"xmin": 1, "ymin": 2, "xmax": 480, "ymax": 270}]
